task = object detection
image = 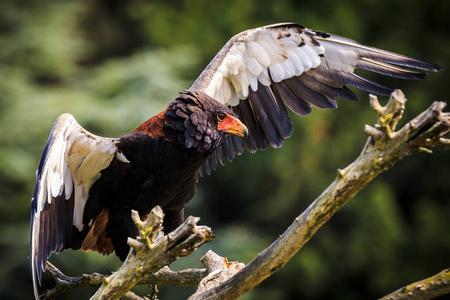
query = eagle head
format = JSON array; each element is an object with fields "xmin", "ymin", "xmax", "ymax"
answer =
[{"xmin": 163, "ymin": 90, "xmax": 248, "ymax": 152}]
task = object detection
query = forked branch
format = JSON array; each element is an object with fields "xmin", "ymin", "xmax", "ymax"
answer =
[
  {"xmin": 187, "ymin": 90, "xmax": 450, "ymax": 300},
  {"xmin": 90, "ymin": 207, "xmax": 214, "ymax": 299}
]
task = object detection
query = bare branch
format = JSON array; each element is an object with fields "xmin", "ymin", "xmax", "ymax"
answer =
[
  {"xmin": 195, "ymin": 251, "xmax": 245, "ymax": 294},
  {"xmin": 379, "ymin": 268, "xmax": 450, "ymax": 300},
  {"xmin": 89, "ymin": 206, "xmax": 214, "ymax": 300},
  {"xmin": 188, "ymin": 90, "xmax": 450, "ymax": 300},
  {"xmin": 42, "ymin": 263, "xmax": 206, "ymax": 299},
  {"xmin": 42, "ymin": 263, "xmax": 104, "ymax": 300},
  {"xmin": 121, "ymin": 291, "xmax": 149, "ymax": 300}
]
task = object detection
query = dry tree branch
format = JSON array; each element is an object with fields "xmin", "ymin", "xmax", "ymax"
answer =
[
  {"xmin": 44, "ymin": 244, "xmax": 246, "ymax": 299},
  {"xmin": 42, "ymin": 263, "xmax": 206, "ymax": 300},
  {"xmin": 43, "ymin": 207, "xmax": 213, "ymax": 299},
  {"xmin": 89, "ymin": 206, "xmax": 214, "ymax": 300},
  {"xmin": 379, "ymin": 268, "xmax": 450, "ymax": 300},
  {"xmin": 196, "ymin": 250, "xmax": 246, "ymax": 294},
  {"xmin": 187, "ymin": 90, "xmax": 450, "ymax": 300}
]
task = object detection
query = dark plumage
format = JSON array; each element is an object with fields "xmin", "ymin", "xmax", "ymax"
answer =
[
  {"xmin": 31, "ymin": 23, "xmax": 442, "ymax": 299},
  {"xmin": 30, "ymin": 91, "xmax": 247, "ymax": 298}
]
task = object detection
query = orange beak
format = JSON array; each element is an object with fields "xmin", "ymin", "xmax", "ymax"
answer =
[{"xmin": 217, "ymin": 114, "xmax": 248, "ymax": 138}]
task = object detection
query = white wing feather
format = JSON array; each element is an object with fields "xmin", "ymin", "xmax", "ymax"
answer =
[
  {"xmin": 34, "ymin": 113, "xmax": 121, "ymax": 230},
  {"xmin": 31, "ymin": 113, "xmax": 126, "ymax": 299},
  {"xmin": 191, "ymin": 22, "xmax": 441, "ymax": 171},
  {"xmin": 203, "ymin": 25, "xmax": 324, "ymax": 104},
  {"xmin": 192, "ymin": 23, "xmax": 440, "ymax": 113}
]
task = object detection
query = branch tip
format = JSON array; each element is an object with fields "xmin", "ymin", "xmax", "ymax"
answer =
[
  {"xmin": 439, "ymin": 137, "xmax": 450, "ymax": 144},
  {"xmin": 131, "ymin": 210, "xmax": 143, "ymax": 228},
  {"xmin": 370, "ymin": 94, "xmax": 383, "ymax": 115},
  {"xmin": 391, "ymin": 89, "xmax": 407, "ymax": 105},
  {"xmin": 337, "ymin": 168, "xmax": 347, "ymax": 179},
  {"xmin": 128, "ymin": 238, "xmax": 144, "ymax": 251},
  {"xmin": 365, "ymin": 124, "xmax": 385, "ymax": 140},
  {"xmin": 418, "ymin": 147, "xmax": 433, "ymax": 154}
]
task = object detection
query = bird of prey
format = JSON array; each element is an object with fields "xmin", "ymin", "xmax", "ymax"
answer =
[{"xmin": 30, "ymin": 23, "xmax": 442, "ymax": 299}]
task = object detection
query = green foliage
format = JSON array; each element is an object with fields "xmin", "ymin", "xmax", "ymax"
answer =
[{"xmin": 0, "ymin": 0, "xmax": 448, "ymax": 299}]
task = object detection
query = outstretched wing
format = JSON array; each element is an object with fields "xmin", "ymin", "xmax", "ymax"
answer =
[
  {"xmin": 30, "ymin": 113, "xmax": 126, "ymax": 299},
  {"xmin": 191, "ymin": 23, "xmax": 442, "ymax": 174}
]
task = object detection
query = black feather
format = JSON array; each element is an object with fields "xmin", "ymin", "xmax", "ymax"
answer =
[
  {"xmin": 210, "ymin": 149, "xmax": 218, "ymax": 171},
  {"xmin": 230, "ymin": 134, "xmax": 245, "ymax": 156},
  {"xmin": 223, "ymin": 137, "xmax": 236, "ymax": 162},
  {"xmin": 198, "ymin": 165, "xmax": 205, "ymax": 177},
  {"xmin": 356, "ymin": 58, "xmax": 429, "ymax": 80},
  {"xmin": 190, "ymin": 113, "xmax": 199, "ymax": 125},
  {"xmin": 339, "ymin": 86, "xmax": 360, "ymax": 102},
  {"xmin": 361, "ymin": 51, "xmax": 443, "ymax": 72},
  {"xmin": 297, "ymin": 73, "xmax": 360, "ymax": 102},
  {"xmin": 204, "ymin": 155, "xmax": 212, "ymax": 175},
  {"xmin": 254, "ymin": 83, "xmax": 293, "ymax": 138},
  {"xmin": 217, "ymin": 142, "xmax": 227, "ymax": 165},
  {"xmin": 234, "ymin": 99, "xmax": 269, "ymax": 151},
  {"xmin": 231, "ymin": 105, "xmax": 259, "ymax": 152},
  {"xmin": 306, "ymin": 65, "xmax": 393, "ymax": 96},
  {"xmin": 248, "ymin": 90, "xmax": 284, "ymax": 148},
  {"xmin": 343, "ymin": 73, "xmax": 393, "ymax": 96},
  {"xmin": 283, "ymin": 77, "xmax": 337, "ymax": 109},
  {"xmin": 273, "ymin": 81, "xmax": 312, "ymax": 116}
]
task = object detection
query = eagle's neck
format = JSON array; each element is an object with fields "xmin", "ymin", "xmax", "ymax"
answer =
[{"xmin": 134, "ymin": 91, "xmax": 225, "ymax": 153}]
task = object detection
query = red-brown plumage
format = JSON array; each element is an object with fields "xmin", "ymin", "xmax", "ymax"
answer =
[
  {"xmin": 133, "ymin": 110, "xmax": 167, "ymax": 138},
  {"xmin": 81, "ymin": 208, "xmax": 113, "ymax": 255}
]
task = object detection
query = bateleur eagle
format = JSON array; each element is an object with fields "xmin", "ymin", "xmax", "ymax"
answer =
[{"xmin": 30, "ymin": 23, "xmax": 442, "ymax": 299}]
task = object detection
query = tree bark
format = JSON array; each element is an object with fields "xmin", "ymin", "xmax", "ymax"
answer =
[
  {"xmin": 187, "ymin": 90, "xmax": 450, "ymax": 300},
  {"xmin": 42, "ymin": 263, "xmax": 206, "ymax": 300},
  {"xmin": 379, "ymin": 268, "xmax": 450, "ymax": 300},
  {"xmin": 90, "ymin": 207, "xmax": 214, "ymax": 300}
]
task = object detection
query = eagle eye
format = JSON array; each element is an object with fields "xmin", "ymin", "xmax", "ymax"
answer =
[{"xmin": 217, "ymin": 112, "xmax": 227, "ymax": 121}]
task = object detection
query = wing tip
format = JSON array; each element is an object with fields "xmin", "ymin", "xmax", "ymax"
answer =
[
  {"xmin": 31, "ymin": 233, "xmax": 43, "ymax": 300},
  {"xmin": 398, "ymin": 60, "xmax": 443, "ymax": 73},
  {"xmin": 427, "ymin": 63, "xmax": 444, "ymax": 72}
]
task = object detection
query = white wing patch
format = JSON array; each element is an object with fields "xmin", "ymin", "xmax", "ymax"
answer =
[
  {"xmin": 35, "ymin": 113, "xmax": 123, "ymax": 231},
  {"xmin": 205, "ymin": 27, "xmax": 324, "ymax": 106},
  {"xmin": 116, "ymin": 151, "xmax": 131, "ymax": 163},
  {"xmin": 31, "ymin": 113, "xmax": 127, "ymax": 298}
]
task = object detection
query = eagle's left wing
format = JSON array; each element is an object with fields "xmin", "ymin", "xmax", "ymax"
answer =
[
  {"xmin": 191, "ymin": 23, "xmax": 442, "ymax": 174},
  {"xmin": 30, "ymin": 114, "xmax": 124, "ymax": 299}
]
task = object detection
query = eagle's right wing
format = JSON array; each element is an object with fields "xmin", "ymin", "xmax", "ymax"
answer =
[{"xmin": 191, "ymin": 23, "xmax": 442, "ymax": 174}]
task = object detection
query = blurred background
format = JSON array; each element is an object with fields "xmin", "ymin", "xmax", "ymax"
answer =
[{"xmin": 0, "ymin": 0, "xmax": 449, "ymax": 299}]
